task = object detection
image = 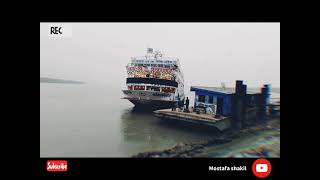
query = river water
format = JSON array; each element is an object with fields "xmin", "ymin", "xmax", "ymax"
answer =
[{"xmin": 40, "ymin": 83, "xmax": 280, "ymax": 157}]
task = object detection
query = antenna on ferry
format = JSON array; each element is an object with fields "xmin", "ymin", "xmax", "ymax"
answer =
[
  {"xmin": 221, "ymin": 82, "xmax": 226, "ymax": 90},
  {"xmin": 147, "ymin": 47, "xmax": 153, "ymax": 54},
  {"xmin": 154, "ymin": 49, "xmax": 158, "ymax": 59}
]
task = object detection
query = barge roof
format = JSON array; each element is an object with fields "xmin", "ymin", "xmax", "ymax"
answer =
[{"xmin": 190, "ymin": 86, "xmax": 260, "ymax": 95}]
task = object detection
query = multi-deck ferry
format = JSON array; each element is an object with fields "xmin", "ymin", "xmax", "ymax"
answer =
[{"xmin": 122, "ymin": 48, "xmax": 184, "ymax": 109}]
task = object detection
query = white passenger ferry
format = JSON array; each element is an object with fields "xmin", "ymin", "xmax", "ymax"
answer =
[{"xmin": 122, "ymin": 48, "xmax": 184, "ymax": 109}]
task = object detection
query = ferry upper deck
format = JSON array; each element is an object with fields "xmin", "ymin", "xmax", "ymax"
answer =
[{"xmin": 126, "ymin": 48, "xmax": 184, "ymax": 80}]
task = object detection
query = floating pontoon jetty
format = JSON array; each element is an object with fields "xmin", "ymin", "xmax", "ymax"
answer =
[
  {"xmin": 153, "ymin": 80, "xmax": 279, "ymax": 131},
  {"xmin": 153, "ymin": 109, "xmax": 231, "ymax": 131}
]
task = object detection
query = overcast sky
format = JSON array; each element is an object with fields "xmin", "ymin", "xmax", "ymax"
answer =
[{"xmin": 40, "ymin": 23, "xmax": 280, "ymax": 88}]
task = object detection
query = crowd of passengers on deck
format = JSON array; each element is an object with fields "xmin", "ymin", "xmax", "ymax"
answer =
[{"xmin": 128, "ymin": 85, "xmax": 176, "ymax": 93}]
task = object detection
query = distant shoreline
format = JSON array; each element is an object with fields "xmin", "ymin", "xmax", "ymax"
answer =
[{"xmin": 40, "ymin": 77, "xmax": 84, "ymax": 84}]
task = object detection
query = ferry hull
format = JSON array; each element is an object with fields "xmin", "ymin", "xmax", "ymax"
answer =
[
  {"xmin": 129, "ymin": 99, "xmax": 175, "ymax": 110},
  {"xmin": 122, "ymin": 90, "xmax": 184, "ymax": 110}
]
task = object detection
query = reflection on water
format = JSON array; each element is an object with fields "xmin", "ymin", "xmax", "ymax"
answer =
[
  {"xmin": 40, "ymin": 83, "xmax": 217, "ymax": 157},
  {"xmin": 40, "ymin": 83, "xmax": 280, "ymax": 157},
  {"xmin": 119, "ymin": 107, "xmax": 219, "ymax": 155}
]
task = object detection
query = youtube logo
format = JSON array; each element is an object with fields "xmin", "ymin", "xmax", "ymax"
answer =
[{"xmin": 252, "ymin": 158, "xmax": 272, "ymax": 178}]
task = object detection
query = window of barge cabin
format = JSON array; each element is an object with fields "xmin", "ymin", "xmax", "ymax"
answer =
[
  {"xmin": 198, "ymin": 95, "xmax": 205, "ymax": 103},
  {"xmin": 158, "ymin": 64, "xmax": 163, "ymax": 68},
  {"xmin": 208, "ymin": 96, "xmax": 214, "ymax": 104},
  {"xmin": 164, "ymin": 65, "xmax": 170, "ymax": 68},
  {"xmin": 151, "ymin": 64, "xmax": 157, "ymax": 67},
  {"xmin": 146, "ymin": 86, "xmax": 151, "ymax": 90},
  {"xmin": 246, "ymin": 95, "xmax": 255, "ymax": 107}
]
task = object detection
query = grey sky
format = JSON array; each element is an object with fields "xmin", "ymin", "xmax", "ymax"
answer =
[{"xmin": 40, "ymin": 23, "xmax": 280, "ymax": 88}]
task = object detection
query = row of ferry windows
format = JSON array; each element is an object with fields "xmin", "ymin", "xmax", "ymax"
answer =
[
  {"xmin": 132, "ymin": 63, "xmax": 174, "ymax": 68},
  {"xmin": 128, "ymin": 85, "xmax": 176, "ymax": 93}
]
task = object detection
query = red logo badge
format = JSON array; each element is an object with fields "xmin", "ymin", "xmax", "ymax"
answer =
[
  {"xmin": 252, "ymin": 158, "xmax": 272, "ymax": 178},
  {"xmin": 47, "ymin": 160, "xmax": 68, "ymax": 172}
]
